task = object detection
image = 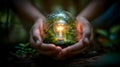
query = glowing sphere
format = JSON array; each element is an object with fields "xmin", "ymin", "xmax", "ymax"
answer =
[{"xmin": 43, "ymin": 10, "xmax": 77, "ymax": 47}]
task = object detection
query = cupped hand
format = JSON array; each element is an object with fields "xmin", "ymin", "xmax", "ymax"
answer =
[
  {"xmin": 57, "ymin": 17, "xmax": 93, "ymax": 59},
  {"xmin": 30, "ymin": 18, "xmax": 62, "ymax": 57}
]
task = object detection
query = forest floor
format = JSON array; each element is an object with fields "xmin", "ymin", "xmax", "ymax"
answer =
[{"xmin": 1, "ymin": 48, "xmax": 120, "ymax": 67}]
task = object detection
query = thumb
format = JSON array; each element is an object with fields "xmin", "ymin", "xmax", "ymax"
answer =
[
  {"xmin": 33, "ymin": 34, "xmax": 42, "ymax": 45},
  {"xmin": 39, "ymin": 19, "xmax": 44, "ymax": 37}
]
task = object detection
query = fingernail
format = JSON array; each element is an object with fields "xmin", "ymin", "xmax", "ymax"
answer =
[
  {"xmin": 56, "ymin": 46, "xmax": 62, "ymax": 51},
  {"xmin": 83, "ymin": 38, "xmax": 89, "ymax": 45},
  {"xmin": 36, "ymin": 40, "xmax": 41, "ymax": 45}
]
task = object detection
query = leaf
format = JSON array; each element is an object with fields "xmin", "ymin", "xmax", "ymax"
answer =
[
  {"xmin": 24, "ymin": 43, "xmax": 30, "ymax": 47},
  {"xmin": 19, "ymin": 43, "xmax": 25, "ymax": 47},
  {"xmin": 96, "ymin": 29, "xmax": 108, "ymax": 37},
  {"xmin": 19, "ymin": 43, "xmax": 30, "ymax": 47},
  {"xmin": 110, "ymin": 25, "xmax": 120, "ymax": 34}
]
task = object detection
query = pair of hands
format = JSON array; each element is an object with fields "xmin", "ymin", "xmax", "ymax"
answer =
[{"xmin": 30, "ymin": 16, "xmax": 93, "ymax": 60}]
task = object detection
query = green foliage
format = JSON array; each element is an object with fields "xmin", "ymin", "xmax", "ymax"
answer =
[
  {"xmin": 43, "ymin": 10, "xmax": 77, "ymax": 47},
  {"xmin": 96, "ymin": 29, "xmax": 108, "ymax": 37},
  {"xmin": 43, "ymin": 23, "xmax": 77, "ymax": 47},
  {"xmin": 94, "ymin": 24, "xmax": 120, "ymax": 51},
  {"xmin": 110, "ymin": 25, "xmax": 120, "ymax": 34},
  {"xmin": 15, "ymin": 43, "xmax": 39, "ymax": 59}
]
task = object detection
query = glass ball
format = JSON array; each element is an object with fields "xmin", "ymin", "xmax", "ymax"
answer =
[{"xmin": 43, "ymin": 10, "xmax": 77, "ymax": 47}]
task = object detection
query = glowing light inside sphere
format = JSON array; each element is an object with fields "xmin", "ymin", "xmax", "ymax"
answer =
[
  {"xmin": 43, "ymin": 10, "xmax": 77, "ymax": 47},
  {"xmin": 53, "ymin": 20, "xmax": 67, "ymax": 41}
]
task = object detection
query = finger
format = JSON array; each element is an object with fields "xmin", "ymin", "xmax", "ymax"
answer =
[
  {"xmin": 30, "ymin": 29, "xmax": 42, "ymax": 49},
  {"xmin": 32, "ymin": 28, "xmax": 42, "ymax": 42},
  {"xmin": 58, "ymin": 40, "xmax": 85, "ymax": 59},
  {"xmin": 30, "ymin": 36, "xmax": 42, "ymax": 50},
  {"xmin": 39, "ymin": 43, "xmax": 56, "ymax": 51},
  {"xmin": 56, "ymin": 46, "xmax": 62, "ymax": 52},
  {"xmin": 76, "ymin": 21, "xmax": 83, "ymax": 40},
  {"xmin": 30, "ymin": 31, "xmax": 41, "ymax": 46},
  {"xmin": 77, "ymin": 17, "xmax": 93, "ymax": 43},
  {"xmin": 80, "ymin": 18, "xmax": 91, "ymax": 35},
  {"xmin": 37, "ymin": 45, "xmax": 62, "ymax": 57},
  {"xmin": 30, "ymin": 39, "xmax": 60, "ymax": 57},
  {"xmin": 30, "ymin": 36, "xmax": 36, "ymax": 46},
  {"xmin": 40, "ymin": 47, "xmax": 62, "ymax": 55},
  {"xmin": 81, "ymin": 17, "xmax": 93, "ymax": 40},
  {"xmin": 38, "ymin": 44, "xmax": 62, "ymax": 52},
  {"xmin": 39, "ymin": 19, "xmax": 44, "ymax": 37}
]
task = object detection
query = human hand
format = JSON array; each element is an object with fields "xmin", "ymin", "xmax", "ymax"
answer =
[
  {"xmin": 30, "ymin": 18, "xmax": 62, "ymax": 57},
  {"xmin": 57, "ymin": 17, "xmax": 93, "ymax": 59}
]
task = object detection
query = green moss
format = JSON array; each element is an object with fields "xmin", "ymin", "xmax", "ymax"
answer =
[{"xmin": 43, "ymin": 10, "xmax": 77, "ymax": 47}]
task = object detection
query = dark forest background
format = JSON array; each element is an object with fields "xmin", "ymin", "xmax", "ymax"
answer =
[{"xmin": 0, "ymin": 0, "xmax": 120, "ymax": 67}]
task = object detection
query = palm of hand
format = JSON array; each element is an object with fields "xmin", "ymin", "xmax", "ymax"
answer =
[{"xmin": 57, "ymin": 17, "xmax": 93, "ymax": 59}]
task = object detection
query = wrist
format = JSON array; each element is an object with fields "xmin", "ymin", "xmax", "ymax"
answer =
[
  {"xmin": 76, "ymin": 16, "xmax": 86, "ymax": 21},
  {"xmin": 76, "ymin": 14, "xmax": 93, "ymax": 22}
]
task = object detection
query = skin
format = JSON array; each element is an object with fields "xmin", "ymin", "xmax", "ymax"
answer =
[
  {"xmin": 11, "ymin": 0, "xmax": 62, "ymax": 57},
  {"xmin": 57, "ymin": 0, "xmax": 108, "ymax": 59},
  {"xmin": 11, "ymin": 0, "xmax": 109, "ymax": 59},
  {"xmin": 30, "ymin": 18, "xmax": 62, "ymax": 57},
  {"xmin": 57, "ymin": 17, "xmax": 93, "ymax": 59}
]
